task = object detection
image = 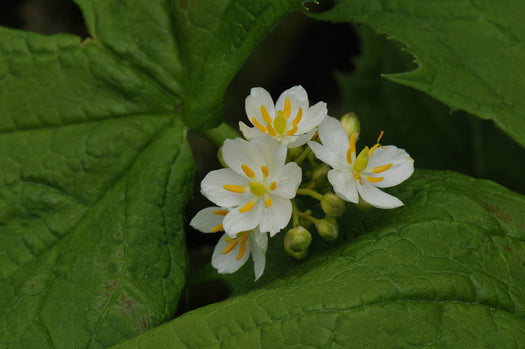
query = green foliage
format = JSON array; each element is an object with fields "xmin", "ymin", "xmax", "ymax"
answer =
[
  {"xmin": 0, "ymin": 0, "xmax": 303, "ymax": 347},
  {"xmin": 316, "ymin": 0, "xmax": 525, "ymax": 149},
  {"xmin": 111, "ymin": 170, "xmax": 525, "ymax": 348}
]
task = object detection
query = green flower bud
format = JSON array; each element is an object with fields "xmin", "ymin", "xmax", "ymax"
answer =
[
  {"xmin": 316, "ymin": 216, "xmax": 339, "ymax": 241},
  {"xmin": 285, "ymin": 244, "xmax": 309, "ymax": 260},
  {"xmin": 217, "ymin": 146, "xmax": 228, "ymax": 168},
  {"xmin": 340, "ymin": 112, "xmax": 360, "ymax": 141},
  {"xmin": 320, "ymin": 192, "xmax": 345, "ymax": 217},
  {"xmin": 284, "ymin": 226, "xmax": 312, "ymax": 253}
]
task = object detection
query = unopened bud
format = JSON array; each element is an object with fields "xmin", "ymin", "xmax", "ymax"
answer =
[
  {"xmin": 340, "ymin": 112, "xmax": 360, "ymax": 141},
  {"xmin": 217, "ymin": 146, "xmax": 228, "ymax": 168},
  {"xmin": 316, "ymin": 216, "xmax": 339, "ymax": 241},
  {"xmin": 320, "ymin": 192, "xmax": 345, "ymax": 217},
  {"xmin": 284, "ymin": 226, "xmax": 312, "ymax": 252},
  {"xmin": 285, "ymin": 245, "xmax": 309, "ymax": 260}
]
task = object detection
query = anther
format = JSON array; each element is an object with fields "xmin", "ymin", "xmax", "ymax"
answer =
[
  {"xmin": 222, "ymin": 239, "xmax": 238, "ymax": 254},
  {"xmin": 239, "ymin": 231, "xmax": 248, "ymax": 244},
  {"xmin": 269, "ymin": 181, "xmax": 277, "ymax": 190},
  {"xmin": 264, "ymin": 197, "xmax": 272, "ymax": 208},
  {"xmin": 261, "ymin": 165, "xmax": 269, "ymax": 178},
  {"xmin": 236, "ymin": 243, "xmax": 247, "ymax": 260},
  {"xmin": 239, "ymin": 200, "xmax": 255, "ymax": 213},
  {"xmin": 210, "ymin": 224, "xmax": 224, "ymax": 232},
  {"xmin": 212, "ymin": 210, "xmax": 228, "ymax": 216},
  {"xmin": 367, "ymin": 176, "xmax": 384, "ymax": 183},
  {"xmin": 223, "ymin": 185, "xmax": 245, "ymax": 193},
  {"xmin": 242, "ymin": 164, "xmax": 255, "ymax": 179},
  {"xmin": 283, "ymin": 97, "xmax": 291, "ymax": 119},
  {"xmin": 251, "ymin": 117, "xmax": 267, "ymax": 133},
  {"xmin": 349, "ymin": 132, "xmax": 357, "ymax": 153},
  {"xmin": 372, "ymin": 163, "xmax": 393, "ymax": 173}
]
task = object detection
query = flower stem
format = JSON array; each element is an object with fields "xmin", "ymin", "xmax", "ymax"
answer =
[
  {"xmin": 291, "ymin": 199, "xmax": 300, "ymax": 227},
  {"xmin": 299, "ymin": 212, "xmax": 320, "ymax": 224},
  {"xmin": 198, "ymin": 122, "xmax": 240, "ymax": 147},
  {"xmin": 296, "ymin": 188, "xmax": 323, "ymax": 201},
  {"xmin": 294, "ymin": 147, "xmax": 312, "ymax": 166}
]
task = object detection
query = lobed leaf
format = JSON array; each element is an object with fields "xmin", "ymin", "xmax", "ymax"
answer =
[
  {"xmin": 315, "ymin": 0, "xmax": 525, "ymax": 148},
  {"xmin": 0, "ymin": 0, "xmax": 303, "ymax": 347}
]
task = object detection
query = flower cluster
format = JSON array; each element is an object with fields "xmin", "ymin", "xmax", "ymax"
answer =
[{"xmin": 191, "ymin": 86, "xmax": 414, "ymax": 280}]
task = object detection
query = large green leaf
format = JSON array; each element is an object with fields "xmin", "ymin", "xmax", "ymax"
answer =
[
  {"xmin": 0, "ymin": 0, "xmax": 302, "ymax": 347},
  {"xmin": 335, "ymin": 26, "xmax": 525, "ymax": 194},
  {"xmin": 315, "ymin": 0, "xmax": 525, "ymax": 148},
  {"xmin": 112, "ymin": 170, "xmax": 525, "ymax": 347}
]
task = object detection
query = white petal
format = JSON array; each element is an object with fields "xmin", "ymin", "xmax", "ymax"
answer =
[
  {"xmin": 201, "ymin": 169, "xmax": 251, "ymax": 207},
  {"xmin": 271, "ymin": 162, "xmax": 302, "ymax": 199},
  {"xmin": 239, "ymin": 121, "xmax": 266, "ymax": 140},
  {"xmin": 317, "ymin": 116, "xmax": 350, "ymax": 161},
  {"xmin": 251, "ymin": 137, "xmax": 287, "ymax": 180},
  {"xmin": 308, "ymin": 141, "xmax": 348, "ymax": 170},
  {"xmin": 258, "ymin": 196, "xmax": 292, "ymax": 237},
  {"xmin": 327, "ymin": 169, "xmax": 359, "ymax": 203},
  {"xmin": 222, "ymin": 138, "xmax": 266, "ymax": 180},
  {"xmin": 365, "ymin": 146, "xmax": 415, "ymax": 188},
  {"xmin": 275, "ymin": 86, "xmax": 309, "ymax": 122},
  {"xmin": 189, "ymin": 206, "xmax": 226, "ymax": 233},
  {"xmin": 212, "ymin": 233, "xmax": 250, "ymax": 274},
  {"xmin": 248, "ymin": 230, "xmax": 268, "ymax": 280},
  {"xmin": 356, "ymin": 180, "xmax": 404, "ymax": 209},
  {"xmin": 245, "ymin": 87, "xmax": 275, "ymax": 127},
  {"xmin": 295, "ymin": 101, "xmax": 327, "ymax": 134},
  {"xmin": 223, "ymin": 198, "xmax": 264, "ymax": 236},
  {"xmin": 286, "ymin": 129, "xmax": 315, "ymax": 148}
]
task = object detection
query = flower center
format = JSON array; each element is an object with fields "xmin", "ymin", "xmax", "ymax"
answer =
[
  {"xmin": 354, "ymin": 146, "xmax": 369, "ymax": 172},
  {"xmin": 274, "ymin": 113, "xmax": 287, "ymax": 134},
  {"xmin": 249, "ymin": 181, "xmax": 266, "ymax": 196}
]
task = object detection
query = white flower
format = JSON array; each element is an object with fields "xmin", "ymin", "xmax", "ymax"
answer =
[
  {"xmin": 190, "ymin": 206, "xmax": 268, "ymax": 280},
  {"xmin": 308, "ymin": 117, "xmax": 414, "ymax": 209},
  {"xmin": 201, "ymin": 137, "xmax": 302, "ymax": 236},
  {"xmin": 239, "ymin": 86, "xmax": 327, "ymax": 148}
]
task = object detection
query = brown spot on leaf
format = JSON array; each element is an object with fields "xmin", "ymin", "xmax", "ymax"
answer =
[
  {"xmin": 119, "ymin": 307, "xmax": 128, "ymax": 317},
  {"xmin": 179, "ymin": 0, "xmax": 187, "ymax": 9},
  {"xmin": 503, "ymin": 246, "xmax": 512, "ymax": 252},
  {"xmin": 107, "ymin": 280, "xmax": 118, "ymax": 291},
  {"xmin": 136, "ymin": 315, "xmax": 148, "ymax": 332},
  {"xmin": 121, "ymin": 295, "xmax": 135, "ymax": 316},
  {"xmin": 517, "ymin": 252, "xmax": 522, "ymax": 261}
]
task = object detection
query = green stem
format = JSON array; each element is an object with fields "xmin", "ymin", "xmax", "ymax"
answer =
[
  {"xmin": 299, "ymin": 212, "xmax": 320, "ymax": 224},
  {"xmin": 294, "ymin": 147, "xmax": 312, "ymax": 166},
  {"xmin": 198, "ymin": 122, "xmax": 241, "ymax": 148},
  {"xmin": 291, "ymin": 199, "xmax": 300, "ymax": 227},
  {"xmin": 296, "ymin": 188, "xmax": 323, "ymax": 200}
]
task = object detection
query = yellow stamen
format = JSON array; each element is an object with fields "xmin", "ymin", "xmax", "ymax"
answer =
[
  {"xmin": 236, "ymin": 243, "xmax": 247, "ymax": 260},
  {"xmin": 239, "ymin": 231, "xmax": 248, "ymax": 244},
  {"xmin": 212, "ymin": 210, "xmax": 228, "ymax": 216},
  {"xmin": 251, "ymin": 117, "xmax": 267, "ymax": 133},
  {"xmin": 223, "ymin": 184, "xmax": 245, "ymax": 193},
  {"xmin": 222, "ymin": 239, "xmax": 238, "ymax": 254},
  {"xmin": 346, "ymin": 148, "xmax": 353, "ymax": 164},
  {"xmin": 377, "ymin": 131, "xmax": 384, "ymax": 143},
  {"xmin": 368, "ymin": 143, "xmax": 380, "ymax": 157},
  {"xmin": 249, "ymin": 182, "xmax": 266, "ymax": 196},
  {"xmin": 260, "ymin": 105, "xmax": 273, "ymax": 125},
  {"xmin": 239, "ymin": 201, "xmax": 255, "ymax": 213},
  {"xmin": 274, "ymin": 114, "xmax": 287, "ymax": 134},
  {"xmin": 354, "ymin": 146, "xmax": 370, "ymax": 172},
  {"xmin": 269, "ymin": 181, "xmax": 277, "ymax": 190},
  {"xmin": 261, "ymin": 105, "xmax": 277, "ymax": 136},
  {"xmin": 210, "ymin": 224, "xmax": 224, "ymax": 232},
  {"xmin": 283, "ymin": 97, "xmax": 291, "ymax": 119},
  {"xmin": 264, "ymin": 197, "xmax": 272, "ymax": 208},
  {"xmin": 367, "ymin": 177, "xmax": 384, "ymax": 183},
  {"xmin": 292, "ymin": 107, "xmax": 302, "ymax": 126},
  {"xmin": 261, "ymin": 165, "xmax": 269, "ymax": 178},
  {"xmin": 350, "ymin": 132, "xmax": 357, "ymax": 153},
  {"xmin": 241, "ymin": 164, "xmax": 255, "ymax": 179},
  {"xmin": 354, "ymin": 172, "xmax": 363, "ymax": 185},
  {"xmin": 286, "ymin": 125, "xmax": 297, "ymax": 136},
  {"xmin": 373, "ymin": 163, "xmax": 393, "ymax": 173}
]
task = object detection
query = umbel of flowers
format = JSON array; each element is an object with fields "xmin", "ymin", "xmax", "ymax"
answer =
[{"xmin": 190, "ymin": 86, "xmax": 414, "ymax": 280}]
